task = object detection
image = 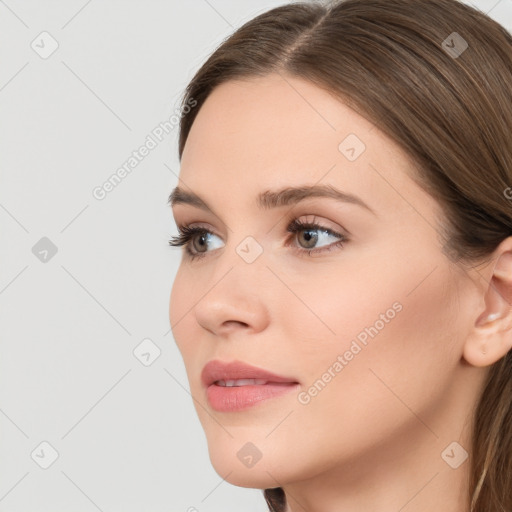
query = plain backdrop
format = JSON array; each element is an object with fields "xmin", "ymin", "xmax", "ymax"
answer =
[{"xmin": 1, "ymin": 1, "xmax": 511, "ymax": 511}]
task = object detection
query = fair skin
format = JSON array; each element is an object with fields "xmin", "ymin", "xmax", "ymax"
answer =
[{"xmin": 169, "ymin": 72, "xmax": 512, "ymax": 512}]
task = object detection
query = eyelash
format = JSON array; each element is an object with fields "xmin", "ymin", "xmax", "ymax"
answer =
[{"xmin": 168, "ymin": 218, "xmax": 348, "ymax": 261}]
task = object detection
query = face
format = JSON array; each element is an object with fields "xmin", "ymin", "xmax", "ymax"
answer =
[{"xmin": 169, "ymin": 73, "xmax": 485, "ymax": 491}]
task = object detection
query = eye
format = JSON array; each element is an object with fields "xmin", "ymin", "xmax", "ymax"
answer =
[
  {"xmin": 168, "ymin": 216, "xmax": 348, "ymax": 261},
  {"xmin": 285, "ymin": 217, "xmax": 347, "ymax": 257},
  {"xmin": 168, "ymin": 224, "xmax": 224, "ymax": 261}
]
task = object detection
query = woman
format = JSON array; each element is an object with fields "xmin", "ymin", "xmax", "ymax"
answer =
[{"xmin": 168, "ymin": 0, "xmax": 512, "ymax": 510}]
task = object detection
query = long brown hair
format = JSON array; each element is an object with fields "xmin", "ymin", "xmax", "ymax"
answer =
[{"xmin": 176, "ymin": 1, "xmax": 512, "ymax": 510}]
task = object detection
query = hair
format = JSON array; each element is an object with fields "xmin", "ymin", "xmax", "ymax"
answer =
[{"xmin": 176, "ymin": 0, "xmax": 512, "ymax": 510}]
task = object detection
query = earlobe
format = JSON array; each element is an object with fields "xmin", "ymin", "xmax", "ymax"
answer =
[{"xmin": 462, "ymin": 239, "xmax": 512, "ymax": 368}]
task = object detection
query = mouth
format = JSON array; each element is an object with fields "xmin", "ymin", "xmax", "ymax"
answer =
[
  {"xmin": 201, "ymin": 360, "xmax": 300, "ymax": 412},
  {"xmin": 214, "ymin": 378, "xmax": 292, "ymax": 387}
]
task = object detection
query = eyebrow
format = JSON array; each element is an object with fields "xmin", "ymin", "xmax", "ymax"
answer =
[{"xmin": 168, "ymin": 184, "xmax": 376, "ymax": 216}]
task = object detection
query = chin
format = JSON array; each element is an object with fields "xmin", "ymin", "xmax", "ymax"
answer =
[
  {"xmin": 210, "ymin": 459, "xmax": 281, "ymax": 489},
  {"xmin": 206, "ymin": 439, "xmax": 291, "ymax": 489}
]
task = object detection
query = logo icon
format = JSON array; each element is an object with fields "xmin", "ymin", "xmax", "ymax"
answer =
[
  {"xmin": 133, "ymin": 338, "xmax": 161, "ymax": 366},
  {"xmin": 441, "ymin": 441, "xmax": 469, "ymax": 469},
  {"xmin": 237, "ymin": 442, "xmax": 263, "ymax": 468},
  {"xmin": 31, "ymin": 32, "xmax": 59, "ymax": 59},
  {"xmin": 442, "ymin": 32, "xmax": 468, "ymax": 58},
  {"xmin": 236, "ymin": 236, "xmax": 263, "ymax": 264},
  {"xmin": 338, "ymin": 133, "xmax": 366, "ymax": 162},
  {"xmin": 31, "ymin": 441, "xmax": 59, "ymax": 469},
  {"xmin": 32, "ymin": 237, "xmax": 58, "ymax": 263}
]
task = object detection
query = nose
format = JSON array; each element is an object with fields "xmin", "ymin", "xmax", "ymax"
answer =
[{"xmin": 194, "ymin": 265, "xmax": 271, "ymax": 338}]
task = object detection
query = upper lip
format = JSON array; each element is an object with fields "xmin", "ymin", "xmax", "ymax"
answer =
[{"xmin": 201, "ymin": 360, "xmax": 299, "ymax": 387}]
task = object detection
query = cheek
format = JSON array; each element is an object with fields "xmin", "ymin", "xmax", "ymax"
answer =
[
  {"xmin": 169, "ymin": 270, "xmax": 182, "ymax": 334},
  {"xmin": 169, "ymin": 268, "xmax": 196, "ymax": 355},
  {"xmin": 286, "ymin": 256, "xmax": 459, "ymax": 442},
  {"xmin": 284, "ymin": 241, "xmax": 457, "ymax": 371}
]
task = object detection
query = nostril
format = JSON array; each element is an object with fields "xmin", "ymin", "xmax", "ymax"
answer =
[{"xmin": 222, "ymin": 320, "xmax": 249, "ymax": 329}]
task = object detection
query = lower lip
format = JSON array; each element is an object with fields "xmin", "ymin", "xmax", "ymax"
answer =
[{"xmin": 206, "ymin": 382, "xmax": 299, "ymax": 412}]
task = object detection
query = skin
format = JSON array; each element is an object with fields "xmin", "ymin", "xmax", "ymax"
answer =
[{"xmin": 169, "ymin": 72, "xmax": 512, "ymax": 512}]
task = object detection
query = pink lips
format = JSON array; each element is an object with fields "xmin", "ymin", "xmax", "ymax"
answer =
[{"xmin": 201, "ymin": 360, "xmax": 299, "ymax": 412}]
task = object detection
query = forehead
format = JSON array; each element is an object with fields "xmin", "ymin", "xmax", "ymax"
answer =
[
  {"xmin": 181, "ymin": 73, "xmax": 379, "ymax": 174},
  {"xmin": 178, "ymin": 73, "xmax": 435, "ymax": 220}
]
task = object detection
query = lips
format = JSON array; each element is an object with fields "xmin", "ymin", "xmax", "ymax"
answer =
[
  {"xmin": 201, "ymin": 360, "xmax": 298, "ymax": 387},
  {"xmin": 201, "ymin": 360, "xmax": 300, "ymax": 412}
]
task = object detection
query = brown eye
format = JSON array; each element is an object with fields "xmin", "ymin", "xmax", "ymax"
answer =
[
  {"xmin": 297, "ymin": 229, "xmax": 319, "ymax": 249},
  {"xmin": 191, "ymin": 231, "xmax": 209, "ymax": 253},
  {"xmin": 168, "ymin": 225, "xmax": 224, "ymax": 260},
  {"xmin": 286, "ymin": 217, "xmax": 348, "ymax": 257}
]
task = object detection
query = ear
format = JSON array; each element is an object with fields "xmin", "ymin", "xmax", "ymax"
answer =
[{"xmin": 463, "ymin": 237, "xmax": 512, "ymax": 367}]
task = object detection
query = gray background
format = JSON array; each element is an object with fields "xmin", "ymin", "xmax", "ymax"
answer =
[{"xmin": 0, "ymin": 1, "xmax": 510, "ymax": 511}]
